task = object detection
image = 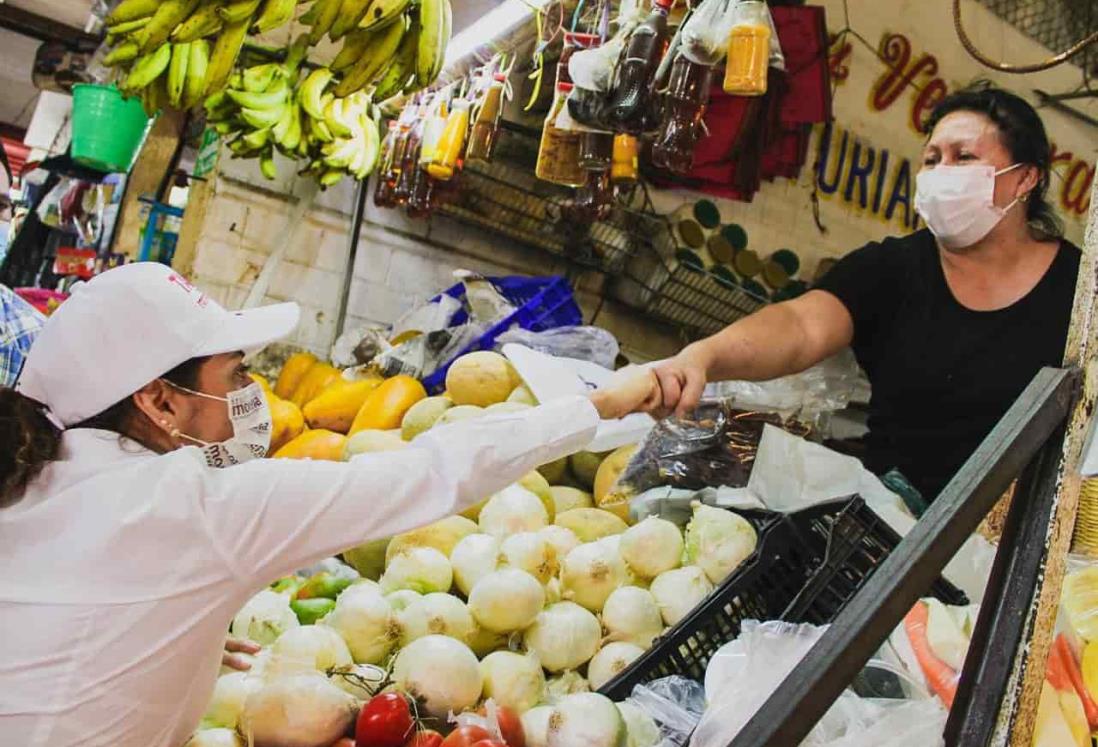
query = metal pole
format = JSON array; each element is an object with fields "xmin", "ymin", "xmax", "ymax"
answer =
[{"xmin": 334, "ymin": 177, "xmax": 368, "ymax": 340}]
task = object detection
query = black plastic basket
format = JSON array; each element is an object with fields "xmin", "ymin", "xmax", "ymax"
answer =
[{"xmin": 597, "ymin": 496, "xmax": 968, "ymax": 700}]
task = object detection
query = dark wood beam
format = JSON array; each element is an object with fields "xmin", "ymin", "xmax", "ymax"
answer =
[{"xmin": 0, "ymin": 5, "xmax": 99, "ymax": 51}]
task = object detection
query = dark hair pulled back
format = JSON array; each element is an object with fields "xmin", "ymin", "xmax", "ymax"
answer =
[
  {"xmin": 0, "ymin": 357, "xmax": 206, "ymax": 507},
  {"xmin": 925, "ymin": 81, "xmax": 1063, "ymax": 240}
]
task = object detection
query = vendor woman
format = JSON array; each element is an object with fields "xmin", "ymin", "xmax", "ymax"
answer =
[
  {"xmin": 650, "ymin": 83, "xmax": 1080, "ymax": 501},
  {"xmin": 0, "ymin": 262, "xmax": 658, "ymax": 746}
]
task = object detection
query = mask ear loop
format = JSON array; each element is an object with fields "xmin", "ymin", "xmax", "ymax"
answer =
[{"xmin": 161, "ymin": 379, "xmax": 229, "ymax": 403}]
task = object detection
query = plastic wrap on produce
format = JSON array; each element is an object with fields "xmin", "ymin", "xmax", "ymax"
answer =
[
  {"xmin": 623, "ymin": 675, "xmax": 706, "ymax": 747},
  {"xmin": 390, "ymin": 293, "xmax": 463, "ymax": 340},
  {"xmin": 496, "ymin": 325, "xmax": 620, "ymax": 370},
  {"xmin": 374, "ymin": 323, "xmax": 488, "ymax": 379},
  {"xmin": 605, "ymin": 399, "xmax": 811, "ymax": 506}
]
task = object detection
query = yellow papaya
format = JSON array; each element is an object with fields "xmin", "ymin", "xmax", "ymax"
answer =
[
  {"xmin": 349, "ymin": 375, "xmax": 427, "ymax": 434},
  {"xmin": 303, "ymin": 378, "xmax": 384, "ymax": 433},
  {"xmin": 274, "ymin": 352, "xmax": 318, "ymax": 399},
  {"xmin": 268, "ymin": 396, "xmax": 305, "ymax": 453},
  {"xmin": 290, "ymin": 362, "xmax": 341, "ymax": 408},
  {"xmin": 272, "ymin": 428, "xmax": 347, "ymax": 461}
]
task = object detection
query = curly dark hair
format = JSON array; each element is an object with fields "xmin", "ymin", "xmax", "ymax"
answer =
[
  {"xmin": 0, "ymin": 357, "xmax": 206, "ymax": 507},
  {"xmin": 925, "ymin": 81, "xmax": 1063, "ymax": 240}
]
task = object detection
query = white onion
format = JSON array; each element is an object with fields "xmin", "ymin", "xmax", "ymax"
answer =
[
  {"xmin": 618, "ymin": 702, "xmax": 662, "ymax": 747},
  {"xmin": 386, "ymin": 589, "xmax": 422, "ymax": 612},
  {"xmin": 479, "ymin": 484, "xmax": 549, "ymax": 537},
  {"xmin": 397, "ymin": 592, "xmax": 475, "ymax": 644},
  {"xmin": 185, "ymin": 729, "xmax": 243, "ymax": 747},
  {"xmin": 523, "ymin": 601, "xmax": 602, "ymax": 673},
  {"xmin": 380, "ymin": 546, "xmax": 453, "ymax": 594},
  {"xmin": 467, "ymin": 623, "xmax": 511, "ymax": 658},
  {"xmin": 620, "ymin": 517, "xmax": 684, "ymax": 579},
  {"xmin": 323, "ymin": 584, "xmax": 398, "ymax": 664},
  {"xmin": 230, "ymin": 589, "xmax": 299, "ymax": 646},
  {"xmin": 327, "ymin": 663, "xmax": 387, "ymax": 700},
  {"xmin": 546, "ymin": 670, "xmax": 591, "ymax": 701},
  {"xmin": 561, "ymin": 541, "xmax": 628, "ymax": 613},
  {"xmin": 451, "ymin": 533, "xmax": 502, "ymax": 595},
  {"xmin": 501, "ymin": 531, "xmax": 560, "ymax": 584},
  {"xmin": 684, "ymin": 502, "xmax": 758, "ymax": 583},
  {"xmin": 480, "ymin": 650, "xmax": 547, "ymax": 714},
  {"xmin": 539, "ymin": 525, "xmax": 581, "ymax": 559},
  {"xmin": 241, "ymin": 669, "xmax": 357, "ymax": 747},
  {"xmin": 468, "ymin": 568, "xmax": 546, "ymax": 633},
  {"xmin": 392, "ymin": 634, "xmax": 483, "ymax": 718},
  {"xmin": 522, "ymin": 705, "xmax": 555, "ymax": 747},
  {"xmin": 203, "ymin": 672, "xmax": 262, "ymax": 730},
  {"xmin": 602, "ymin": 586, "xmax": 665, "ymax": 649},
  {"xmin": 587, "ymin": 642, "xmax": 645, "ymax": 691},
  {"xmin": 271, "ymin": 625, "xmax": 353, "ymax": 672},
  {"xmin": 649, "ymin": 566, "xmax": 713, "ymax": 626},
  {"xmin": 547, "ymin": 692, "xmax": 627, "ymax": 747}
]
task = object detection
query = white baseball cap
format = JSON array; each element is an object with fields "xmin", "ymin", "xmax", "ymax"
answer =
[{"xmin": 16, "ymin": 262, "xmax": 300, "ymax": 427}]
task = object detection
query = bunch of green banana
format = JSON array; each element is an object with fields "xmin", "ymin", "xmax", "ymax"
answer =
[
  {"xmin": 103, "ymin": 0, "xmax": 297, "ymax": 111},
  {"xmin": 295, "ymin": 68, "xmax": 382, "ymax": 186}
]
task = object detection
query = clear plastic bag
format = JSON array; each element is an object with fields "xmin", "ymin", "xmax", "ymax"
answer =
[
  {"xmin": 390, "ymin": 293, "xmax": 463, "ymax": 339},
  {"xmin": 495, "ymin": 325, "xmax": 620, "ymax": 370},
  {"xmin": 375, "ymin": 323, "xmax": 488, "ymax": 379},
  {"xmin": 329, "ymin": 326, "xmax": 391, "ymax": 368},
  {"xmin": 455, "ymin": 270, "xmax": 516, "ymax": 324},
  {"xmin": 624, "ymin": 675, "xmax": 707, "ymax": 746},
  {"xmin": 680, "ymin": 0, "xmax": 738, "ymax": 65},
  {"xmin": 607, "ymin": 399, "xmax": 812, "ymax": 505}
]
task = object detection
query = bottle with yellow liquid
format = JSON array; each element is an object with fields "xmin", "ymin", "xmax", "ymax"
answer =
[
  {"xmin": 427, "ymin": 98, "xmax": 471, "ymax": 181},
  {"xmin": 723, "ymin": 0, "xmax": 771, "ymax": 96}
]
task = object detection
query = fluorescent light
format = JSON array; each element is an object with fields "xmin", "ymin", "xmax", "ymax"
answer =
[{"xmin": 444, "ymin": 0, "xmax": 555, "ymax": 68}]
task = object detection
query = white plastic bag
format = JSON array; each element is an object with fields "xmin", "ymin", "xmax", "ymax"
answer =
[{"xmin": 680, "ymin": 0, "xmax": 738, "ymax": 65}]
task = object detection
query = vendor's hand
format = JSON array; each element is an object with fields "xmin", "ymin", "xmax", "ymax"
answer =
[
  {"xmin": 222, "ymin": 637, "xmax": 261, "ymax": 671},
  {"xmin": 651, "ymin": 346, "xmax": 711, "ymax": 418},
  {"xmin": 589, "ymin": 366, "xmax": 662, "ymax": 420}
]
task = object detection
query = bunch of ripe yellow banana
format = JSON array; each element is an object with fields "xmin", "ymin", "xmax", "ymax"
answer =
[
  {"xmin": 103, "ymin": 0, "xmax": 297, "ymax": 113},
  {"xmin": 205, "ymin": 51, "xmax": 380, "ymax": 187},
  {"xmin": 319, "ymin": 0, "xmax": 452, "ymax": 102}
]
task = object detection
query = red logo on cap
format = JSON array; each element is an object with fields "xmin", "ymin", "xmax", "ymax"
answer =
[{"xmin": 168, "ymin": 273, "xmax": 210, "ymax": 307}]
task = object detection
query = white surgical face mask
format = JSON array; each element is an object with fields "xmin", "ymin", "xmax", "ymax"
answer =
[
  {"xmin": 914, "ymin": 163, "xmax": 1023, "ymax": 250},
  {"xmin": 165, "ymin": 380, "xmax": 272, "ymax": 468}
]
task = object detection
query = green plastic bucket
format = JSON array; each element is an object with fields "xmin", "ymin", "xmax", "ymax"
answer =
[{"xmin": 71, "ymin": 84, "xmax": 152, "ymax": 173}]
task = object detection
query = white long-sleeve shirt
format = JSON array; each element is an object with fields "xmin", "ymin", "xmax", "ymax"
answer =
[{"xmin": 0, "ymin": 396, "xmax": 599, "ymax": 747}]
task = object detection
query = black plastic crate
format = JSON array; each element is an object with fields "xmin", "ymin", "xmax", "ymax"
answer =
[{"xmin": 597, "ymin": 496, "xmax": 968, "ymax": 700}]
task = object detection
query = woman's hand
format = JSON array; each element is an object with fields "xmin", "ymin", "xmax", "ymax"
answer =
[
  {"xmin": 650, "ymin": 344, "xmax": 712, "ymax": 418},
  {"xmin": 222, "ymin": 637, "xmax": 261, "ymax": 671},
  {"xmin": 588, "ymin": 366, "xmax": 663, "ymax": 420}
]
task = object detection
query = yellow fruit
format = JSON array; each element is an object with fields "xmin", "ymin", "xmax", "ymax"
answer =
[
  {"xmin": 343, "ymin": 429, "xmax": 408, "ymax": 459},
  {"xmin": 1063, "ymin": 566, "xmax": 1098, "ymax": 641},
  {"xmin": 249, "ymin": 372, "xmax": 273, "ymax": 392},
  {"xmin": 291, "ymin": 362, "xmax": 342, "ymax": 408},
  {"xmin": 435, "ymin": 405, "xmax": 484, "ymax": 427},
  {"xmin": 570, "ymin": 451, "xmax": 609, "ymax": 489},
  {"xmin": 507, "ymin": 383, "xmax": 538, "ymax": 405},
  {"xmin": 273, "ymin": 428, "xmax": 347, "ymax": 460},
  {"xmin": 275, "ymin": 351, "xmax": 318, "ymax": 399},
  {"xmin": 304, "ymin": 378, "xmax": 384, "ymax": 433},
  {"xmin": 550, "ymin": 486, "xmax": 593, "ymax": 513},
  {"xmin": 385, "ymin": 515, "xmax": 478, "ymax": 564},
  {"xmin": 555, "ymin": 508, "xmax": 629, "ymax": 542},
  {"xmin": 594, "ymin": 445, "xmax": 638, "ymax": 521},
  {"xmin": 268, "ymin": 396, "xmax": 305, "ymax": 453},
  {"xmin": 343, "ymin": 538, "xmax": 390, "ymax": 580},
  {"xmin": 445, "ymin": 351, "xmax": 518, "ymax": 407},
  {"xmin": 390, "ymin": 330, "xmax": 422, "ymax": 346},
  {"xmin": 538, "ymin": 455, "xmax": 569, "ymax": 484},
  {"xmin": 349, "ymin": 375, "xmax": 428, "ymax": 434},
  {"xmin": 485, "ymin": 402, "xmax": 531, "ymax": 416},
  {"xmin": 401, "ymin": 396, "xmax": 454, "ymax": 440},
  {"xmin": 1082, "ymin": 641, "xmax": 1098, "ymax": 702}
]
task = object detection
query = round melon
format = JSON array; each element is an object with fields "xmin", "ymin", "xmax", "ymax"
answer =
[
  {"xmin": 538, "ymin": 456, "xmax": 569, "ymax": 484},
  {"xmin": 343, "ymin": 429, "xmax": 408, "ymax": 460},
  {"xmin": 435, "ymin": 405, "xmax": 486, "ymax": 428},
  {"xmin": 507, "ymin": 384, "xmax": 538, "ymax": 406},
  {"xmin": 445, "ymin": 352, "xmax": 518, "ymax": 407},
  {"xmin": 550, "ymin": 486, "xmax": 593, "ymax": 514},
  {"xmin": 570, "ymin": 451, "xmax": 609, "ymax": 489},
  {"xmin": 401, "ymin": 396, "xmax": 454, "ymax": 440}
]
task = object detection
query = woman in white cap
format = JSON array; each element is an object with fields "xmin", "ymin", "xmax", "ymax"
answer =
[{"xmin": 0, "ymin": 262, "xmax": 658, "ymax": 747}]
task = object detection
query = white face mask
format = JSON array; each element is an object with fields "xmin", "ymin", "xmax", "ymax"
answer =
[
  {"xmin": 165, "ymin": 380, "xmax": 272, "ymax": 468},
  {"xmin": 914, "ymin": 163, "xmax": 1024, "ymax": 250}
]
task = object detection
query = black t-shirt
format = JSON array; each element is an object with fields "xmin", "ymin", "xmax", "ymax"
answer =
[{"xmin": 816, "ymin": 229, "xmax": 1080, "ymax": 500}]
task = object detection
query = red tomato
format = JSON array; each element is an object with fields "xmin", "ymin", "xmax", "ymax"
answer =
[
  {"xmin": 356, "ymin": 692, "xmax": 415, "ymax": 747},
  {"xmin": 440, "ymin": 725, "xmax": 492, "ymax": 747},
  {"xmin": 405, "ymin": 731, "xmax": 443, "ymax": 747},
  {"xmin": 477, "ymin": 705, "xmax": 525, "ymax": 747},
  {"xmin": 470, "ymin": 741, "xmax": 508, "ymax": 747}
]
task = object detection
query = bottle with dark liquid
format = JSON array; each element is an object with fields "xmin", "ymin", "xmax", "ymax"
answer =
[
  {"xmin": 651, "ymin": 53, "xmax": 714, "ymax": 174},
  {"xmin": 466, "ymin": 72, "xmax": 507, "ymax": 164},
  {"xmin": 394, "ymin": 102, "xmax": 426, "ymax": 205},
  {"xmin": 604, "ymin": 0, "xmax": 674, "ymax": 133},
  {"xmin": 373, "ymin": 121, "xmax": 400, "ymax": 208}
]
